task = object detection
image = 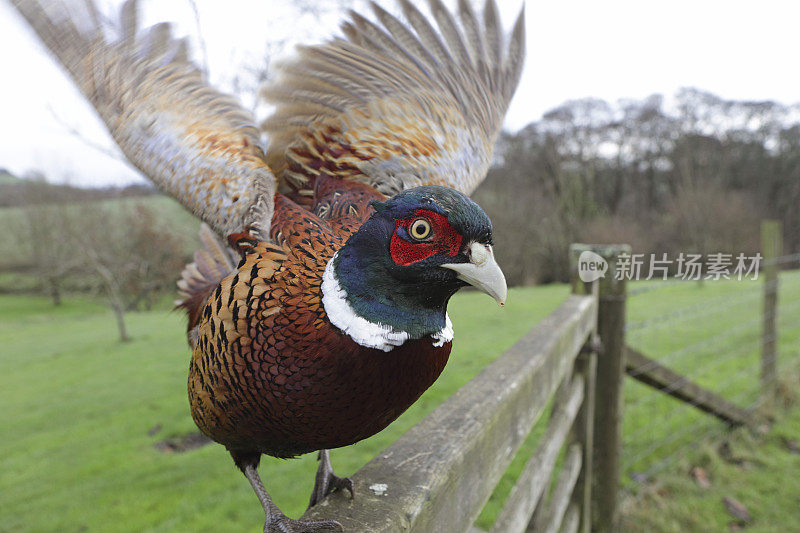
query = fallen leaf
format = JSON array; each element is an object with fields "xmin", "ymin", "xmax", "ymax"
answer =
[
  {"xmin": 723, "ymin": 496, "xmax": 751, "ymax": 523},
  {"xmin": 690, "ymin": 466, "xmax": 711, "ymax": 489}
]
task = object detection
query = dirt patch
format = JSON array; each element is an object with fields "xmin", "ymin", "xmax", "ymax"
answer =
[{"xmin": 154, "ymin": 432, "xmax": 211, "ymax": 453}]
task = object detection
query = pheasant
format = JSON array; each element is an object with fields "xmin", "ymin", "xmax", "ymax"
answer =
[{"xmin": 11, "ymin": 0, "xmax": 525, "ymax": 531}]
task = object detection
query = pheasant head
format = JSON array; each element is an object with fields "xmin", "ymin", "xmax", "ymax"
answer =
[{"xmin": 322, "ymin": 185, "xmax": 507, "ymax": 352}]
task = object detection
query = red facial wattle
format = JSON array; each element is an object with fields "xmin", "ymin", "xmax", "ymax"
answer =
[{"xmin": 389, "ymin": 210, "xmax": 463, "ymax": 266}]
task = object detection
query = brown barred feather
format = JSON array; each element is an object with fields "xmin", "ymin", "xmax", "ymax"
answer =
[
  {"xmin": 176, "ymin": 224, "xmax": 238, "ymax": 343},
  {"xmin": 261, "ymin": 0, "xmax": 525, "ymax": 203}
]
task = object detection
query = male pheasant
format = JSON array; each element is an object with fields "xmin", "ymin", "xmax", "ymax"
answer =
[{"xmin": 11, "ymin": 0, "xmax": 525, "ymax": 531}]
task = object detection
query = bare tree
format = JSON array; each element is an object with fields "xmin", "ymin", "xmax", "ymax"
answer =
[
  {"xmin": 11, "ymin": 177, "xmax": 83, "ymax": 305},
  {"xmin": 74, "ymin": 202, "xmax": 188, "ymax": 342}
]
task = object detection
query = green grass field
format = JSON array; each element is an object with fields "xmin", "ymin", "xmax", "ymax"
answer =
[
  {"xmin": 619, "ymin": 272, "xmax": 800, "ymax": 532},
  {"xmin": 624, "ymin": 273, "xmax": 800, "ymax": 475},
  {"xmin": 2, "ymin": 272, "xmax": 800, "ymax": 532},
  {"xmin": 620, "ymin": 406, "xmax": 800, "ymax": 533}
]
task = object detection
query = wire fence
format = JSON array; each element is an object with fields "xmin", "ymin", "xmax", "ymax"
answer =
[{"xmin": 620, "ymin": 253, "xmax": 800, "ymax": 481}]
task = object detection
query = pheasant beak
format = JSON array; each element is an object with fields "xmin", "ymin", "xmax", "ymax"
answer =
[{"xmin": 442, "ymin": 242, "xmax": 507, "ymax": 306}]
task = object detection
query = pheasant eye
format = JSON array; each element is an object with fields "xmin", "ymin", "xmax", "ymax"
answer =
[{"xmin": 409, "ymin": 218, "xmax": 432, "ymax": 241}]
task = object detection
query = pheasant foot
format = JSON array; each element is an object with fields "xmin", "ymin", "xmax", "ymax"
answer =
[
  {"xmin": 236, "ymin": 453, "xmax": 344, "ymax": 533},
  {"xmin": 308, "ymin": 449, "xmax": 354, "ymax": 508}
]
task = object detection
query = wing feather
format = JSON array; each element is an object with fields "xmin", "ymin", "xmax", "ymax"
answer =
[
  {"xmin": 503, "ymin": 6, "xmax": 526, "ymax": 101},
  {"xmin": 261, "ymin": 0, "xmax": 525, "ymax": 201},
  {"xmin": 457, "ymin": 0, "xmax": 489, "ymax": 80},
  {"xmin": 428, "ymin": 0, "xmax": 472, "ymax": 71},
  {"xmin": 398, "ymin": 0, "xmax": 453, "ymax": 68},
  {"xmin": 369, "ymin": 1, "xmax": 440, "ymax": 73},
  {"xmin": 11, "ymin": 0, "xmax": 276, "ymax": 239},
  {"xmin": 345, "ymin": 11, "xmax": 430, "ymax": 76},
  {"xmin": 482, "ymin": 0, "xmax": 503, "ymax": 86}
]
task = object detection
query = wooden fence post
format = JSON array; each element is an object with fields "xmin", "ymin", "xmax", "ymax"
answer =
[
  {"xmin": 568, "ymin": 245, "xmax": 598, "ymax": 533},
  {"xmin": 761, "ymin": 220, "xmax": 782, "ymax": 406},
  {"xmin": 570, "ymin": 243, "xmax": 629, "ymax": 533}
]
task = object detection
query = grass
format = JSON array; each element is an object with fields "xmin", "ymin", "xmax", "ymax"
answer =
[
  {"xmin": 0, "ymin": 285, "xmax": 568, "ymax": 532},
  {"xmin": 2, "ymin": 272, "xmax": 800, "ymax": 531},
  {"xmin": 620, "ymin": 404, "xmax": 800, "ymax": 532},
  {"xmin": 615, "ymin": 271, "xmax": 800, "ymax": 532},
  {"xmin": 623, "ymin": 271, "xmax": 800, "ymax": 477}
]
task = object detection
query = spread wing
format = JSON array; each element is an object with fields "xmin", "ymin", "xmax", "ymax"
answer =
[
  {"xmin": 261, "ymin": 0, "xmax": 525, "ymax": 207},
  {"xmin": 10, "ymin": 0, "xmax": 275, "ymax": 239}
]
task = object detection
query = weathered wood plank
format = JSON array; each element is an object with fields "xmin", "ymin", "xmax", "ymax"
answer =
[
  {"xmin": 303, "ymin": 295, "xmax": 597, "ymax": 532},
  {"xmin": 550, "ymin": 372, "xmax": 572, "ymax": 418},
  {"xmin": 568, "ymin": 251, "xmax": 599, "ymax": 533},
  {"xmin": 559, "ymin": 503, "xmax": 580, "ymax": 533},
  {"xmin": 570, "ymin": 352, "xmax": 596, "ymax": 533},
  {"xmin": 492, "ymin": 375, "xmax": 585, "ymax": 533},
  {"xmin": 586, "ymin": 244, "xmax": 629, "ymax": 533},
  {"xmin": 531, "ymin": 444, "xmax": 582, "ymax": 533},
  {"xmin": 625, "ymin": 346, "xmax": 753, "ymax": 427},
  {"xmin": 527, "ymin": 489, "xmax": 546, "ymax": 533}
]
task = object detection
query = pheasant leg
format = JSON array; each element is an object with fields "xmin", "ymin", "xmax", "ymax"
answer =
[
  {"xmin": 239, "ymin": 456, "xmax": 343, "ymax": 533},
  {"xmin": 308, "ymin": 449, "xmax": 354, "ymax": 508}
]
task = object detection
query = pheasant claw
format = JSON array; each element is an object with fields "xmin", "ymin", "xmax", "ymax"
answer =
[{"xmin": 309, "ymin": 449, "xmax": 355, "ymax": 508}]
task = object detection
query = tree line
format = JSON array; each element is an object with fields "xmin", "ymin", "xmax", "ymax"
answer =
[{"xmin": 474, "ymin": 88, "xmax": 800, "ymax": 285}]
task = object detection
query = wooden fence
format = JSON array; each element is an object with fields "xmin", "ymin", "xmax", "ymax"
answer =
[
  {"xmin": 304, "ymin": 293, "xmax": 598, "ymax": 532},
  {"xmin": 302, "ymin": 222, "xmax": 789, "ymax": 532}
]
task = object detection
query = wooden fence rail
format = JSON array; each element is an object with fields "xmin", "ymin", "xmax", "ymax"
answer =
[
  {"xmin": 492, "ymin": 369, "xmax": 584, "ymax": 533},
  {"xmin": 625, "ymin": 346, "xmax": 753, "ymax": 427},
  {"xmin": 303, "ymin": 294, "xmax": 597, "ymax": 532}
]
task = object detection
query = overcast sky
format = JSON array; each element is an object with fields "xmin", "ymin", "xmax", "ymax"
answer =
[{"xmin": 1, "ymin": 0, "xmax": 798, "ymax": 187}]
